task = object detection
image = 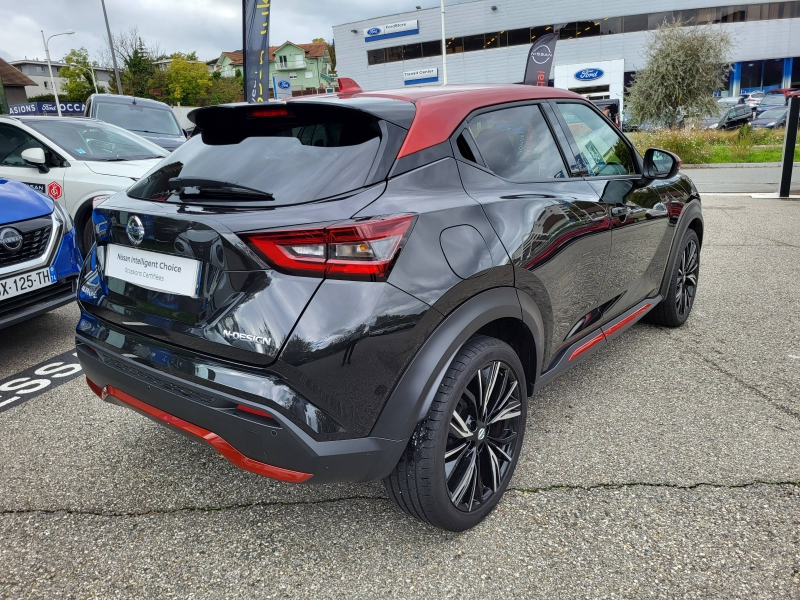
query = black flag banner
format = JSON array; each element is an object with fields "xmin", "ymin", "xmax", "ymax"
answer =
[
  {"xmin": 243, "ymin": 0, "xmax": 271, "ymax": 103},
  {"xmin": 523, "ymin": 32, "xmax": 558, "ymax": 87}
]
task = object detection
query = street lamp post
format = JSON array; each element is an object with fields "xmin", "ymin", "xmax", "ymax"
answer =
[
  {"xmin": 41, "ymin": 29, "xmax": 74, "ymax": 117},
  {"xmin": 70, "ymin": 62, "xmax": 99, "ymax": 94},
  {"xmin": 101, "ymin": 0, "xmax": 124, "ymax": 95}
]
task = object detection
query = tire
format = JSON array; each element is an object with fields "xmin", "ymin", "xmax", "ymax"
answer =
[
  {"xmin": 384, "ymin": 335, "xmax": 527, "ymax": 531},
  {"xmin": 80, "ymin": 215, "xmax": 94, "ymax": 257},
  {"xmin": 646, "ymin": 228, "xmax": 700, "ymax": 327}
]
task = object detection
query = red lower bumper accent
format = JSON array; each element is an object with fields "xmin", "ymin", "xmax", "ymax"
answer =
[{"xmin": 86, "ymin": 377, "xmax": 312, "ymax": 483}]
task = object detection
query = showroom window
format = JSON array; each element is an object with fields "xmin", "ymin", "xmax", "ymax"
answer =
[
  {"xmin": 463, "ymin": 34, "xmax": 485, "ymax": 52},
  {"xmin": 445, "ymin": 37, "xmax": 464, "ymax": 54},
  {"xmin": 507, "ymin": 28, "xmax": 531, "ymax": 46},
  {"xmin": 484, "ymin": 31, "xmax": 507, "ymax": 49},
  {"xmin": 386, "ymin": 46, "xmax": 403, "ymax": 62},
  {"xmin": 792, "ymin": 57, "xmax": 800, "ymax": 87},
  {"xmin": 675, "ymin": 8, "xmax": 698, "ymax": 23},
  {"xmin": 421, "ymin": 40, "xmax": 442, "ymax": 57},
  {"xmin": 576, "ymin": 21, "xmax": 600, "ymax": 38},
  {"xmin": 402, "ymin": 43, "xmax": 422, "ymax": 60},
  {"xmin": 649, "ymin": 12, "xmax": 675, "ymax": 29},
  {"xmin": 720, "ymin": 5, "xmax": 748, "ymax": 21},
  {"xmin": 697, "ymin": 7, "xmax": 721, "ymax": 23},
  {"xmin": 600, "ymin": 17, "xmax": 621, "ymax": 34},
  {"xmin": 622, "ymin": 14, "xmax": 648, "ymax": 32},
  {"xmin": 367, "ymin": 49, "xmax": 385, "ymax": 65},
  {"xmin": 741, "ymin": 61, "xmax": 763, "ymax": 90},
  {"xmin": 468, "ymin": 105, "xmax": 567, "ymax": 181},
  {"xmin": 530, "ymin": 25, "xmax": 554, "ymax": 42},
  {"xmin": 762, "ymin": 58, "xmax": 785, "ymax": 88}
]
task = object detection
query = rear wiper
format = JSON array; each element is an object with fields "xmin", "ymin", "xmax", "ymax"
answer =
[{"xmin": 168, "ymin": 177, "xmax": 275, "ymax": 201}]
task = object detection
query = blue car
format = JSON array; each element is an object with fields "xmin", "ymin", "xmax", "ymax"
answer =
[{"xmin": 0, "ymin": 177, "xmax": 82, "ymax": 329}]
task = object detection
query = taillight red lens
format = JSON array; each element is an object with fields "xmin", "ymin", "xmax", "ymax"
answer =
[
  {"xmin": 249, "ymin": 107, "xmax": 291, "ymax": 118},
  {"xmin": 245, "ymin": 214, "xmax": 416, "ymax": 281}
]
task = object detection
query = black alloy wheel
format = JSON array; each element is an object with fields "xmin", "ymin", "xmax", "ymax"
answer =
[
  {"xmin": 445, "ymin": 359, "xmax": 522, "ymax": 512},
  {"xmin": 647, "ymin": 228, "xmax": 700, "ymax": 327},
  {"xmin": 384, "ymin": 336, "xmax": 527, "ymax": 531},
  {"xmin": 675, "ymin": 236, "xmax": 699, "ymax": 319}
]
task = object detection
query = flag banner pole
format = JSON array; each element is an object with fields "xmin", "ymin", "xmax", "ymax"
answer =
[
  {"xmin": 243, "ymin": 0, "xmax": 271, "ymax": 103},
  {"xmin": 523, "ymin": 32, "xmax": 558, "ymax": 87}
]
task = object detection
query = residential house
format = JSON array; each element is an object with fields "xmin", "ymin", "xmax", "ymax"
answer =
[
  {"xmin": 8, "ymin": 59, "xmax": 113, "ymax": 99},
  {"xmin": 209, "ymin": 42, "xmax": 331, "ymax": 94},
  {"xmin": 0, "ymin": 57, "xmax": 35, "ymax": 111}
]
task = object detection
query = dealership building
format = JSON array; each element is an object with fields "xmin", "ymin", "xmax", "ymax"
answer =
[{"xmin": 332, "ymin": 0, "xmax": 800, "ymax": 108}]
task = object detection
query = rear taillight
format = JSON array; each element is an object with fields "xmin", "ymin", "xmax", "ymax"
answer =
[{"xmin": 244, "ymin": 214, "xmax": 416, "ymax": 281}]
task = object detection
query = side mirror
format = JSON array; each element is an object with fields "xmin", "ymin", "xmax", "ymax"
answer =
[
  {"xmin": 643, "ymin": 148, "xmax": 680, "ymax": 180},
  {"xmin": 21, "ymin": 147, "xmax": 49, "ymax": 173}
]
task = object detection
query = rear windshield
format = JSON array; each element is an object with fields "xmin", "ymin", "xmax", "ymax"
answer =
[
  {"xmin": 761, "ymin": 94, "xmax": 787, "ymax": 106},
  {"xmin": 127, "ymin": 105, "xmax": 383, "ymax": 205},
  {"xmin": 96, "ymin": 102, "xmax": 182, "ymax": 136}
]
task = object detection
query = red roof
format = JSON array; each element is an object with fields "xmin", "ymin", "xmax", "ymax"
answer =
[{"xmin": 292, "ymin": 84, "xmax": 581, "ymax": 158}]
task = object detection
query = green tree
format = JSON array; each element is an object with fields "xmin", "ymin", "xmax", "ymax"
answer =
[
  {"xmin": 164, "ymin": 53, "xmax": 211, "ymax": 105},
  {"xmin": 59, "ymin": 48, "xmax": 106, "ymax": 102},
  {"xmin": 626, "ymin": 20, "xmax": 732, "ymax": 128},
  {"xmin": 123, "ymin": 46, "xmax": 155, "ymax": 97}
]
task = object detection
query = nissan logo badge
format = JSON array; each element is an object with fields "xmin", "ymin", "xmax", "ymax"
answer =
[
  {"xmin": 126, "ymin": 216, "xmax": 145, "ymax": 246},
  {"xmin": 0, "ymin": 228, "xmax": 23, "ymax": 252}
]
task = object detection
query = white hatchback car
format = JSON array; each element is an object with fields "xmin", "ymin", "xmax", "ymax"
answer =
[{"xmin": 0, "ymin": 115, "xmax": 167, "ymax": 253}]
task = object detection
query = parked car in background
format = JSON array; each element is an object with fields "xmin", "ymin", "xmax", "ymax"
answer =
[
  {"xmin": 704, "ymin": 104, "xmax": 752, "ymax": 129},
  {"xmin": 750, "ymin": 107, "xmax": 789, "ymax": 129},
  {"xmin": 0, "ymin": 115, "xmax": 167, "ymax": 254},
  {"xmin": 741, "ymin": 91, "xmax": 765, "ymax": 109},
  {"xmin": 717, "ymin": 96, "xmax": 746, "ymax": 107},
  {"xmin": 84, "ymin": 94, "xmax": 187, "ymax": 152},
  {"xmin": 755, "ymin": 89, "xmax": 800, "ymax": 116},
  {"xmin": 76, "ymin": 84, "xmax": 703, "ymax": 531},
  {"xmin": 0, "ymin": 177, "xmax": 82, "ymax": 329}
]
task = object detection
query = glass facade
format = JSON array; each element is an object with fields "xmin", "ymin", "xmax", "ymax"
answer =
[{"xmin": 366, "ymin": 1, "xmax": 800, "ymax": 65}]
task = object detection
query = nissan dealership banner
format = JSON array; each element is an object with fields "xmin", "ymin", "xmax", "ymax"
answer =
[
  {"xmin": 8, "ymin": 102, "xmax": 86, "ymax": 116},
  {"xmin": 364, "ymin": 20, "xmax": 419, "ymax": 42},
  {"xmin": 243, "ymin": 0, "xmax": 271, "ymax": 103},
  {"xmin": 523, "ymin": 32, "xmax": 558, "ymax": 87}
]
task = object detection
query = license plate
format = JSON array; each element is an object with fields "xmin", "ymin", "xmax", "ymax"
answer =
[
  {"xmin": 0, "ymin": 267, "xmax": 56, "ymax": 300},
  {"xmin": 105, "ymin": 244, "xmax": 201, "ymax": 297}
]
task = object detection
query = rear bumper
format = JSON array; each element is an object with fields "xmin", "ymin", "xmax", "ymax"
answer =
[
  {"xmin": 0, "ymin": 277, "xmax": 77, "ymax": 330},
  {"xmin": 76, "ymin": 336, "xmax": 406, "ymax": 484}
]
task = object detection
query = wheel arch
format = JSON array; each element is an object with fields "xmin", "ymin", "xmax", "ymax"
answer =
[
  {"xmin": 659, "ymin": 199, "xmax": 704, "ymax": 298},
  {"xmin": 370, "ymin": 287, "xmax": 543, "ymax": 446}
]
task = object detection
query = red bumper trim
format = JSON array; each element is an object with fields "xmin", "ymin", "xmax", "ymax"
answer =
[
  {"xmin": 86, "ymin": 377, "xmax": 312, "ymax": 483},
  {"xmin": 568, "ymin": 333, "xmax": 605, "ymax": 362}
]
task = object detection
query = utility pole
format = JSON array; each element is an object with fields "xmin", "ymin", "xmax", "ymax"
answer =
[
  {"xmin": 440, "ymin": 0, "xmax": 447, "ymax": 85},
  {"xmin": 101, "ymin": 0, "xmax": 123, "ymax": 95}
]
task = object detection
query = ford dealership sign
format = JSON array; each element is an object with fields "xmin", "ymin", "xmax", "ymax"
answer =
[
  {"xmin": 574, "ymin": 69, "xmax": 604, "ymax": 82},
  {"xmin": 364, "ymin": 20, "xmax": 419, "ymax": 42}
]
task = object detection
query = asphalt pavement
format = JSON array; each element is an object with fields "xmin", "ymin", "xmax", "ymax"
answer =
[
  {"xmin": 1, "ymin": 192, "xmax": 799, "ymax": 598},
  {"xmin": 685, "ymin": 162, "xmax": 800, "ymax": 194}
]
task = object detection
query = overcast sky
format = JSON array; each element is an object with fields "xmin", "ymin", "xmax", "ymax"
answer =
[{"xmin": 0, "ymin": 0, "xmax": 465, "ymax": 64}]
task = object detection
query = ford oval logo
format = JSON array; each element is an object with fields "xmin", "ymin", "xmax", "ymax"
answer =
[
  {"xmin": 367, "ymin": 27, "xmax": 381, "ymax": 35},
  {"xmin": 575, "ymin": 69, "xmax": 604, "ymax": 81},
  {"xmin": 278, "ymin": 80, "xmax": 291, "ymax": 90}
]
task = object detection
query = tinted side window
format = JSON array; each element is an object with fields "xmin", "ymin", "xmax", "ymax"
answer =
[
  {"xmin": 0, "ymin": 124, "xmax": 46, "ymax": 167},
  {"xmin": 556, "ymin": 103, "xmax": 637, "ymax": 176},
  {"xmin": 468, "ymin": 105, "xmax": 567, "ymax": 181}
]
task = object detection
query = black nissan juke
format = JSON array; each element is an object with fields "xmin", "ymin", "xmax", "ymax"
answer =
[{"xmin": 76, "ymin": 83, "xmax": 703, "ymax": 531}]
